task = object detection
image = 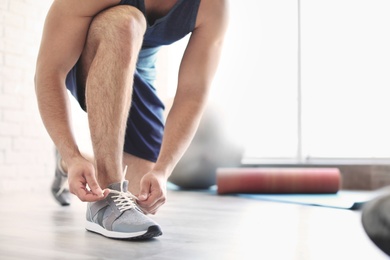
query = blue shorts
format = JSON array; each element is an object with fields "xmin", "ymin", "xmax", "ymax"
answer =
[{"xmin": 65, "ymin": 64, "xmax": 165, "ymax": 162}]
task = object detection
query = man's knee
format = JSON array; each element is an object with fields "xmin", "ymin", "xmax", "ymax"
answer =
[{"xmin": 88, "ymin": 5, "xmax": 146, "ymax": 47}]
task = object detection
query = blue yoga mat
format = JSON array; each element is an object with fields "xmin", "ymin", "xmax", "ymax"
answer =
[
  {"xmin": 235, "ymin": 190, "xmax": 379, "ymax": 210},
  {"xmin": 167, "ymin": 182, "xmax": 383, "ymax": 210}
]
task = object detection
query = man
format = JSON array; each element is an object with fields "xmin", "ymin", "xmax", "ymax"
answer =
[{"xmin": 35, "ymin": 0, "xmax": 228, "ymax": 240}]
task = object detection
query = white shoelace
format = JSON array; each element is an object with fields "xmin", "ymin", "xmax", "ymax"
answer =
[{"xmin": 109, "ymin": 166, "xmax": 140, "ymax": 212}]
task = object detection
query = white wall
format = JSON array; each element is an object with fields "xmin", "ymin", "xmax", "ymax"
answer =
[{"xmin": 0, "ymin": 0, "xmax": 54, "ymax": 193}]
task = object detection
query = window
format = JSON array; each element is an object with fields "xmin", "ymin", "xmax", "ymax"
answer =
[
  {"xmin": 301, "ymin": 0, "xmax": 390, "ymax": 161},
  {"xmin": 157, "ymin": 0, "xmax": 390, "ymax": 164}
]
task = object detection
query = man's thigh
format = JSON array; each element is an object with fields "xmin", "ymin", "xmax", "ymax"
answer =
[
  {"xmin": 66, "ymin": 5, "xmax": 146, "ymax": 110},
  {"xmin": 78, "ymin": 4, "xmax": 146, "ymax": 68}
]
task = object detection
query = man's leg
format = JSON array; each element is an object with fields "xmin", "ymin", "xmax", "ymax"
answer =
[
  {"xmin": 76, "ymin": 6, "xmax": 162, "ymax": 239},
  {"xmin": 78, "ymin": 6, "xmax": 146, "ymax": 188},
  {"xmin": 57, "ymin": 4, "xmax": 156, "ymax": 199},
  {"xmin": 123, "ymin": 153, "xmax": 155, "ymax": 195}
]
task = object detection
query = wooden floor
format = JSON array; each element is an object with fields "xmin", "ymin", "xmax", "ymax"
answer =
[{"xmin": 0, "ymin": 188, "xmax": 388, "ymax": 260}]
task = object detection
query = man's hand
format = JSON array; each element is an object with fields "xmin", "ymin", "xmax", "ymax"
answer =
[
  {"xmin": 67, "ymin": 157, "xmax": 110, "ymax": 202},
  {"xmin": 137, "ymin": 171, "xmax": 167, "ymax": 215}
]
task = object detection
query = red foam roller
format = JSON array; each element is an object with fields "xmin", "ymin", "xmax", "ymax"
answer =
[{"xmin": 216, "ymin": 167, "xmax": 341, "ymax": 194}]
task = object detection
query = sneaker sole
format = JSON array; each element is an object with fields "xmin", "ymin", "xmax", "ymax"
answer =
[
  {"xmin": 51, "ymin": 190, "xmax": 71, "ymax": 206},
  {"xmin": 85, "ymin": 221, "xmax": 162, "ymax": 240}
]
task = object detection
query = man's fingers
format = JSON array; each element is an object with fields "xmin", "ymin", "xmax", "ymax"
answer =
[
  {"xmin": 84, "ymin": 171, "xmax": 104, "ymax": 198},
  {"xmin": 139, "ymin": 198, "xmax": 165, "ymax": 215},
  {"xmin": 74, "ymin": 186, "xmax": 110, "ymax": 202},
  {"xmin": 145, "ymin": 198, "xmax": 165, "ymax": 215},
  {"xmin": 137, "ymin": 189, "xmax": 166, "ymax": 214},
  {"xmin": 66, "ymin": 158, "xmax": 109, "ymax": 202},
  {"xmin": 136, "ymin": 174, "xmax": 166, "ymax": 214},
  {"xmin": 138, "ymin": 178, "xmax": 150, "ymax": 201}
]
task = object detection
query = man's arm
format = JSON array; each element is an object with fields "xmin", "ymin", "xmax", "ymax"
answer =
[
  {"xmin": 138, "ymin": 0, "xmax": 229, "ymax": 213},
  {"xmin": 156, "ymin": 0, "xmax": 229, "ymax": 175},
  {"xmin": 35, "ymin": 0, "xmax": 120, "ymax": 201}
]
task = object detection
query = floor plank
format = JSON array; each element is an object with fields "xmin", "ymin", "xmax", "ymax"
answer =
[{"xmin": 0, "ymin": 189, "xmax": 387, "ymax": 259}]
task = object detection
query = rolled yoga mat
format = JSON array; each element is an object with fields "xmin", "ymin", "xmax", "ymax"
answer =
[{"xmin": 216, "ymin": 167, "xmax": 341, "ymax": 194}]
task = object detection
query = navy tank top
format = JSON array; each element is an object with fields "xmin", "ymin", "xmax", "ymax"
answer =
[{"xmin": 119, "ymin": 0, "xmax": 201, "ymax": 85}]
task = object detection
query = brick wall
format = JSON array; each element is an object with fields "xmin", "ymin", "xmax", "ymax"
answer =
[{"xmin": 0, "ymin": 0, "xmax": 54, "ymax": 193}]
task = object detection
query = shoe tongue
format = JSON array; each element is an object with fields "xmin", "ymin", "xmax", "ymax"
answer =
[{"xmin": 107, "ymin": 180, "xmax": 129, "ymax": 192}]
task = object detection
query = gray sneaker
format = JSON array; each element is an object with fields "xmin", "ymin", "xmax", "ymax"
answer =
[
  {"xmin": 85, "ymin": 180, "xmax": 162, "ymax": 240},
  {"xmin": 51, "ymin": 150, "xmax": 71, "ymax": 206}
]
